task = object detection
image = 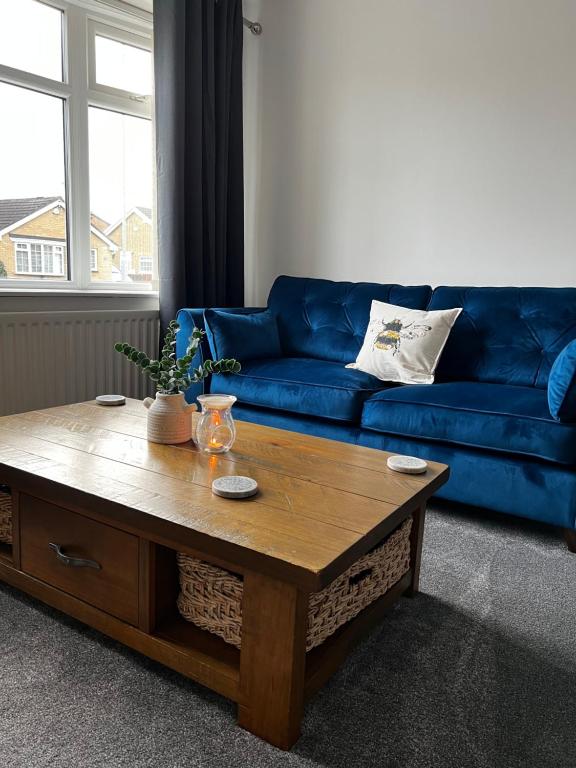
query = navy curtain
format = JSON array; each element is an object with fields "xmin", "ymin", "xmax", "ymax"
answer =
[{"xmin": 154, "ymin": 0, "xmax": 245, "ymax": 332}]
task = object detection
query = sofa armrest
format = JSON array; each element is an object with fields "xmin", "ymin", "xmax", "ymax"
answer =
[{"xmin": 176, "ymin": 307, "xmax": 265, "ymax": 403}]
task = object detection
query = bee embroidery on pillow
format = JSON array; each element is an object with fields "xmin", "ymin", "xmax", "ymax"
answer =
[{"xmin": 372, "ymin": 318, "xmax": 432, "ymax": 356}]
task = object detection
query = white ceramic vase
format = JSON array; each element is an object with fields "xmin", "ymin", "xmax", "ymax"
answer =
[{"xmin": 143, "ymin": 392, "xmax": 197, "ymax": 444}]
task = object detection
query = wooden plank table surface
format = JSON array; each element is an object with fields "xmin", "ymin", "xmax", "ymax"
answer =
[{"xmin": 0, "ymin": 400, "xmax": 449, "ymax": 749}]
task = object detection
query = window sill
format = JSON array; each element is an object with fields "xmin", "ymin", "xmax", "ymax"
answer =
[
  {"xmin": 0, "ymin": 288, "xmax": 159, "ymax": 297},
  {"xmin": 0, "ymin": 289, "xmax": 159, "ymax": 314}
]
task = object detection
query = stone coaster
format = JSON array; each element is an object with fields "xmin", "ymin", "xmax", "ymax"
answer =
[
  {"xmin": 387, "ymin": 455, "xmax": 428, "ymax": 475},
  {"xmin": 96, "ymin": 395, "xmax": 126, "ymax": 406},
  {"xmin": 212, "ymin": 476, "xmax": 259, "ymax": 499}
]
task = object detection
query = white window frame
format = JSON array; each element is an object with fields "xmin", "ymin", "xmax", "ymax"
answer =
[
  {"xmin": 139, "ymin": 254, "xmax": 152, "ymax": 274},
  {"xmin": 12, "ymin": 238, "xmax": 66, "ymax": 276},
  {"xmin": 90, "ymin": 247, "xmax": 98, "ymax": 271},
  {"xmin": 0, "ymin": 0, "xmax": 155, "ymax": 294}
]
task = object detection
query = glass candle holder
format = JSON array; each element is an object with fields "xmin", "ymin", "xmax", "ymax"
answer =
[{"xmin": 195, "ymin": 394, "xmax": 237, "ymax": 454}]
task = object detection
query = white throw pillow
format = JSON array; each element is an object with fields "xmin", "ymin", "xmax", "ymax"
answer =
[{"xmin": 347, "ymin": 300, "xmax": 462, "ymax": 384}]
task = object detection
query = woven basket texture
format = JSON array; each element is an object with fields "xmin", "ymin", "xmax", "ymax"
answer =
[
  {"xmin": 177, "ymin": 517, "xmax": 412, "ymax": 652},
  {"xmin": 0, "ymin": 491, "xmax": 12, "ymax": 545}
]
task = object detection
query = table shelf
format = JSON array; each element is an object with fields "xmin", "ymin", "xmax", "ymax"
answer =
[{"xmin": 0, "ymin": 541, "xmax": 12, "ymax": 564}]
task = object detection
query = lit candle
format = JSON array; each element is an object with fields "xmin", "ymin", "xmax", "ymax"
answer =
[
  {"xmin": 210, "ymin": 410, "xmax": 222, "ymax": 449},
  {"xmin": 196, "ymin": 394, "xmax": 237, "ymax": 454}
]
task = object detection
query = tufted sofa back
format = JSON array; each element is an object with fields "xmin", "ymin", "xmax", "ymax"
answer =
[
  {"xmin": 267, "ymin": 276, "xmax": 432, "ymax": 364},
  {"xmin": 429, "ymin": 286, "xmax": 576, "ymax": 388}
]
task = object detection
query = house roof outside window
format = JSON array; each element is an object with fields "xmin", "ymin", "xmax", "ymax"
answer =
[
  {"xmin": 135, "ymin": 206, "xmax": 152, "ymax": 220},
  {"xmin": 0, "ymin": 197, "xmax": 64, "ymax": 235},
  {"xmin": 0, "ymin": 197, "xmax": 152, "ymax": 283},
  {"xmin": 0, "ymin": 197, "xmax": 150, "ymax": 246}
]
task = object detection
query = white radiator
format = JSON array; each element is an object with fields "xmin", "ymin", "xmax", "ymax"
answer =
[{"xmin": 0, "ymin": 310, "xmax": 159, "ymax": 416}]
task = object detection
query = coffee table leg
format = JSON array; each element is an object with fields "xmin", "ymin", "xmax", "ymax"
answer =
[
  {"xmin": 407, "ymin": 503, "xmax": 426, "ymax": 596},
  {"xmin": 238, "ymin": 570, "xmax": 308, "ymax": 749}
]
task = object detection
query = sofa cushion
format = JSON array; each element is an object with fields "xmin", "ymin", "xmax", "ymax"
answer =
[
  {"xmin": 428, "ymin": 287, "xmax": 576, "ymax": 388},
  {"xmin": 548, "ymin": 340, "xmax": 576, "ymax": 423},
  {"xmin": 267, "ymin": 276, "xmax": 432, "ymax": 364},
  {"xmin": 361, "ymin": 382, "xmax": 576, "ymax": 464},
  {"xmin": 350, "ymin": 300, "xmax": 461, "ymax": 384},
  {"xmin": 204, "ymin": 309, "xmax": 281, "ymax": 362},
  {"xmin": 210, "ymin": 357, "xmax": 393, "ymax": 423}
]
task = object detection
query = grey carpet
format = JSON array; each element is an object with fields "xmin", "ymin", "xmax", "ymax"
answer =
[{"xmin": 1, "ymin": 503, "xmax": 575, "ymax": 768}]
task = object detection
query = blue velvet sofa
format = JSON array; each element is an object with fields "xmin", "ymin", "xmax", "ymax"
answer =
[{"xmin": 177, "ymin": 276, "xmax": 576, "ymax": 549}]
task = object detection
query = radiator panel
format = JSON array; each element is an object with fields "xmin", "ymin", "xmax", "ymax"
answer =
[{"xmin": 0, "ymin": 311, "xmax": 159, "ymax": 416}]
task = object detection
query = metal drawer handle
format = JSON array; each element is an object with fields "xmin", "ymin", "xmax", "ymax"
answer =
[{"xmin": 49, "ymin": 542, "xmax": 101, "ymax": 570}]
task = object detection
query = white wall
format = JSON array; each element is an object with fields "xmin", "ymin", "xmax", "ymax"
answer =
[
  {"xmin": 243, "ymin": 0, "xmax": 576, "ymax": 305},
  {"xmin": 242, "ymin": 0, "xmax": 265, "ymax": 306}
]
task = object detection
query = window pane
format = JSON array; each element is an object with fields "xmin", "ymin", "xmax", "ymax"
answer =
[
  {"xmin": 30, "ymin": 243, "xmax": 42, "ymax": 272},
  {"xmin": 0, "ymin": 0, "xmax": 63, "ymax": 81},
  {"xmin": 53, "ymin": 246, "xmax": 63, "ymax": 275},
  {"xmin": 15, "ymin": 244, "xmax": 28, "ymax": 273},
  {"xmin": 89, "ymin": 107, "xmax": 154, "ymax": 286},
  {"xmin": 0, "ymin": 83, "xmax": 69, "ymax": 282},
  {"xmin": 43, "ymin": 244, "xmax": 53, "ymax": 273},
  {"xmin": 95, "ymin": 35, "xmax": 152, "ymax": 96}
]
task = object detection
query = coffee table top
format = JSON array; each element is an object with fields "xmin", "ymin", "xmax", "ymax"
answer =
[{"xmin": 0, "ymin": 400, "xmax": 449, "ymax": 590}]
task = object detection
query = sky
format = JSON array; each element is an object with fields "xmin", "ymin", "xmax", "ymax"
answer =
[{"xmin": 0, "ymin": 0, "xmax": 153, "ymax": 226}]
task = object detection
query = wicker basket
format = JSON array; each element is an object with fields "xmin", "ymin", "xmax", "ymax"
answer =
[
  {"xmin": 177, "ymin": 517, "xmax": 412, "ymax": 652},
  {"xmin": 0, "ymin": 487, "xmax": 12, "ymax": 545}
]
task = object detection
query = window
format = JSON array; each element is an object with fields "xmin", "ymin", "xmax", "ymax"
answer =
[
  {"xmin": 0, "ymin": 0, "xmax": 154, "ymax": 291},
  {"xmin": 15, "ymin": 243, "xmax": 29, "ymax": 274},
  {"xmin": 89, "ymin": 109, "xmax": 153, "ymax": 285},
  {"xmin": 139, "ymin": 255, "xmax": 153, "ymax": 274},
  {"xmin": 13, "ymin": 240, "xmax": 65, "ymax": 276},
  {"xmin": 0, "ymin": 82, "xmax": 68, "ymax": 280},
  {"xmin": 93, "ymin": 31, "xmax": 152, "ymax": 98},
  {"xmin": 0, "ymin": 0, "xmax": 63, "ymax": 80}
]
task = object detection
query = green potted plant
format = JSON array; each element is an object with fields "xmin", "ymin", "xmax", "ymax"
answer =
[{"xmin": 115, "ymin": 320, "xmax": 240, "ymax": 444}]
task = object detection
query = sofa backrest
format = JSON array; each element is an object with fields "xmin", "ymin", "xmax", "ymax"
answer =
[
  {"xmin": 267, "ymin": 276, "xmax": 432, "ymax": 363},
  {"xmin": 428, "ymin": 286, "xmax": 576, "ymax": 388}
]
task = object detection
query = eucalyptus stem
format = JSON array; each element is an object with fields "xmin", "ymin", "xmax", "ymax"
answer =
[{"xmin": 115, "ymin": 319, "xmax": 240, "ymax": 394}]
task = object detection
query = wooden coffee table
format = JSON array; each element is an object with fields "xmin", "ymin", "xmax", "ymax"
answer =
[{"xmin": 0, "ymin": 400, "xmax": 448, "ymax": 749}]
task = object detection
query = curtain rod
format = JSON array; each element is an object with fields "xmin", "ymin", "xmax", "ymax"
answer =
[{"xmin": 243, "ymin": 17, "xmax": 263, "ymax": 35}]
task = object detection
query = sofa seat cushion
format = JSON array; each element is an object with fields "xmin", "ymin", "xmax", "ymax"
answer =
[
  {"xmin": 361, "ymin": 382, "xmax": 576, "ymax": 464},
  {"xmin": 211, "ymin": 358, "xmax": 393, "ymax": 423}
]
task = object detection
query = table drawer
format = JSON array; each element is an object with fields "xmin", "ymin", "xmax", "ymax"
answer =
[{"xmin": 20, "ymin": 495, "xmax": 139, "ymax": 626}]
